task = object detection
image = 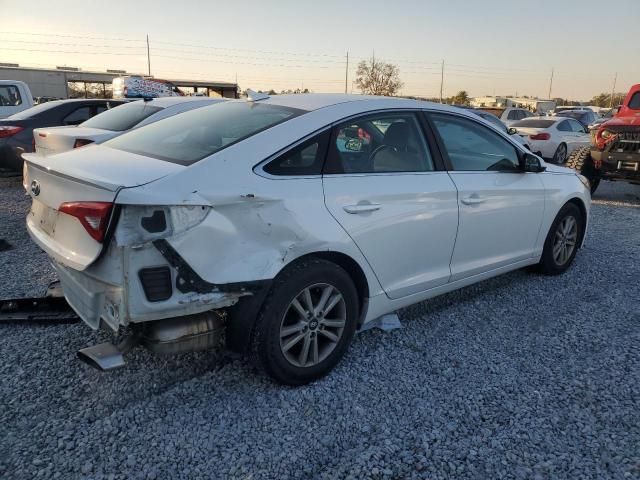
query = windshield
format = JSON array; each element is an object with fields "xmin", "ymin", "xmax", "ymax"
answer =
[
  {"xmin": 511, "ymin": 119, "xmax": 555, "ymax": 128},
  {"xmin": 81, "ymin": 101, "xmax": 162, "ymax": 131},
  {"xmin": 105, "ymin": 101, "xmax": 304, "ymax": 165},
  {"xmin": 556, "ymin": 111, "xmax": 586, "ymax": 120}
]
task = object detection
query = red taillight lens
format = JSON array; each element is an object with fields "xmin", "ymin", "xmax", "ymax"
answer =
[
  {"xmin": 58, "ymin": 202, "xmax": 113, "ymax": 243},
  {"xmin": 0, "ymin": 126, "xmax": 24, "ymax": 138},
  {"xmin": 73, "ymin": 138, "xmax": 94, "ymax": 149},
  {"xmin": 529, "ymin": 132, "xmax": 550, "ymax": 140}
]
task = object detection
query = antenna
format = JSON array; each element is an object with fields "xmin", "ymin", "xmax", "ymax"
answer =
[{"xmin": 246, "ymin": 89, "xmax": 269, "ymax": 102}]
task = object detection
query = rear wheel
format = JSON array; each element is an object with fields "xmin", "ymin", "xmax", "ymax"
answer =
[
  {"xmin": 536, "ymin": 203, "xmax": 583, "ymax": 275},
  {"xmin": 566, "ymin": 146, "xmax": 600, "ymax": 194},
  {"xmin": 552, "ymin": 143, "xmax": 568, "ymax": 164},
  {"xmin": 250, "ymin": 258, "xmax": 359, "ymax": 386}
]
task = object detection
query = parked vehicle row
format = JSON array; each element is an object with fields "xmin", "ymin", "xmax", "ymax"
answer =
[
  {"xmin": 22, "ymin": 93, "xmax": 591, "ymax": 385},
  {"xmin": 34, "ymin": 97, "xmax": 224, "ymax": 157},
  {"xmin": 0, "ymin": 99, "xmax": 125, "ymax": 173}
]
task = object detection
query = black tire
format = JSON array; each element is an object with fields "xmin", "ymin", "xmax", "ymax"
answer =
[
  {"xmin": 566, "ymin": 146, "xmax": 600, "ymax": 194},
  {"xmin": 552, "ymin": 143, "xmax": 568, "ymax": 164},
  {"xmin": 250, "ymin": 258, "xmax": 359, "ymax": 386},
  {"xmin": 536, "ymin": 202, "xmax": 584, "ymax": 275}
]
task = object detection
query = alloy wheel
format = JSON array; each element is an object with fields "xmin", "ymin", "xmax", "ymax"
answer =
[
  {"xmin": 279, "ymin": 283, "xmax": 347, "ymax": 368},
  {"xmin": 554, "ymin": 144, "xmax": 567, "ymax": 164},
  {"xmin": 553, "ymin": 215, "xmax": 578, "ymax": 266}
]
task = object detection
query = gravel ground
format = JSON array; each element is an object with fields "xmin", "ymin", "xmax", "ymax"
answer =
[{"xmin": 1, "ymin": 177, "xmax": 639, "ymax": 480}]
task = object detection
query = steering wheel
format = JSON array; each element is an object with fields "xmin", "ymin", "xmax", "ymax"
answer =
[{"xmin": 368, "ymin": 144, "xmax": 396, "ymax": 162}]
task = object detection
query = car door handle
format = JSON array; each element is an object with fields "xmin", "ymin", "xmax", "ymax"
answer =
[
  {"xmin": 343, "ymin": 203, "xmax": 381, "ymax": 214},
  {"xmin": 461, "ymin": 194, "xmax": 486, "ymax": 205}
]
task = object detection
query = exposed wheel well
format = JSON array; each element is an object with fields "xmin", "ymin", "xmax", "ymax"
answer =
[
  {"xmin": 290, "ymin": 251, "xmax": 369, "ymax": 317},
  {"xmin": 566, "ymin": 197, "xmax": 588, "ymax": 246}
]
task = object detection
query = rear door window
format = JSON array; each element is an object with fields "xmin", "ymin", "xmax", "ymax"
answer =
[
  {"xmin": 63, "ymin": 106, "xmax": 93, "ymax": 125},
  {"xmin": 324, "ymin": 112, "xmax": 434, "ymax": 174},
  {"xmin": 557, "ymin": 121, "xmax": 572, "ymax": 132}
]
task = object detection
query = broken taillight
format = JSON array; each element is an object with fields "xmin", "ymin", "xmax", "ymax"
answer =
[{"xmin": 59, "ymin": 202, "xmax": 113, "ymax": 243}]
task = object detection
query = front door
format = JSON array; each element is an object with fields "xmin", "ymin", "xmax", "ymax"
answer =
[
  {"xmin": 322, "ymin": 111, "xmax": 459, "ymax": 299},
  {"xmin": 428, "ymin": 112, "xmax": 546, "ymax": 281}
]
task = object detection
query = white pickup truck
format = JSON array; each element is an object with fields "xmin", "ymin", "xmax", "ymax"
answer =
[{"xmin": 0, "ymin": 80, "xmax": 34, "ymax": 118}]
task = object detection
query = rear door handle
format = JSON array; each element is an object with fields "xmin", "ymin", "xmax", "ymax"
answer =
[
  {"xmin": 461, "ymin": 194, "xmax": 486, "ymax": 205},
  {"xmin": 343, "ymin": 203, "xmax": 381, "ymax": 214}
]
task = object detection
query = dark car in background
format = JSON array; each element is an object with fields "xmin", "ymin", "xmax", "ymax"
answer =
[
  {"xmin": 0, "ymin": 99, "xmax": 125, "ymax": 174},
  {"xmin": 555, "ymin": 109, "xmax": 598, "ymax": 128}
]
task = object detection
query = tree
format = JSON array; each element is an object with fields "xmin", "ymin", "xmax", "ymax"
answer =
[
  {"xmin": 355, "ymin": 58, "xmax": 403, "ymax": 96},
  {"xmin": 590, "ymin": 92, "xmax": 626, "ymax": 108},
  {"xmin": 449, "ymin": 90, "xmax": 470, "ymax": 105}
]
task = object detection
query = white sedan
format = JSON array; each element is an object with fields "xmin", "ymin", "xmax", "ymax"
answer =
[
  {"xmin": 511, "ymin": 116, "xmax": 592, "ymax": 163},
  {"xmin": 23, "ymin": 94, "xmax": 591, "ymax": 385},
  {"xmin": 32, "ymin": 97, "xmax": 224, "ymax": 156}
]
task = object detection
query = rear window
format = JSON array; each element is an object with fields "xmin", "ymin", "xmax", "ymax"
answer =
[
  {"xmin": 0, "ymin": 85, "xmax": 22, "ymax": 106},
  {"xmin": 556, "ymin": 111, "xmax": 586, "ymax": 120},
  {"xmin": 80, "ymin": 101, "xmax": 162, "ymax": 131},
  {"xmin": 7, "ymin": 100, "xmax": 66, "ymax": 119},
  {"xmin": 105, "ymin": 101, "xmax": 304, "ymax": 165},
  {"xmin": 511, "ymin": 119, "xmax": 555, "ymax": 128}
]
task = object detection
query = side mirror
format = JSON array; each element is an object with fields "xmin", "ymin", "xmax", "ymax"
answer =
[
  {"xmin": 523, "ymin": 153, "xmax": 546, "ymax": 173},
  {"xmin": 507, "ymin": 127, "xmax": 518, "ymax": 135}
]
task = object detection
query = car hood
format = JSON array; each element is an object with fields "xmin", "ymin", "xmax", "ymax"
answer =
[
  {"xmin": 22, "ymin": 144, "xmax": 185, "ymax": 191},
  {"xmin": 601, "ymin": 116, "xmax": 640, "ymax": 128},
  {"xmin": 543, "ymin": 163, "xmax": 574, "ymax": 174}
]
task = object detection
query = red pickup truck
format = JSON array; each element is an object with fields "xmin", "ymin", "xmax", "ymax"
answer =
[{"xmin": 567, "ymin": 84, "xmax": 640, "ymax": 193}]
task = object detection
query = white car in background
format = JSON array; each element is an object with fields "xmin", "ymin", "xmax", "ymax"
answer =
[
  {"xmin": 511, "ymin": 116, "xmax": 592, "ymax": 163},
  {"xmin": 500, "ymin": 107, "xmax": 536, "ymax": 126},
  {"xmin": 33, "ymin": 97, "xmax": 224, "ymax": 156},
  {"xmin": 468, "ymin": 109, "xmax": 533, "ymax": 150},
  {"xmin": 23, "ymin": 94, "xmax": 590, "ymax": 385}
]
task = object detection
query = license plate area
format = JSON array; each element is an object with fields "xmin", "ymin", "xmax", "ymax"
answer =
[{"xmin": 29, "ymin": 200, "xmax": 59, "ymax": 237}]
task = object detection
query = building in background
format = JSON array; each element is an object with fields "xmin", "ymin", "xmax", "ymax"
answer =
[
  {"xmin": 471, "ymin": 96, "xmax": 556, "ymax": 114},
  {"xmin": 0, "ymin": 64, "xmax": 238, "ymax": 100}
]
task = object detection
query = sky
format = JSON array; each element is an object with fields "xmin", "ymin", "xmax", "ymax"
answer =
[{"xmin": 2, "ymin": 0, "xmax": 639, "ymax": 101}]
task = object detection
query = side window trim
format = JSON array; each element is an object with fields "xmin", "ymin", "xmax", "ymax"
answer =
[
  {"xmin": 425, "ymin": 110, "xmax": 525, "ymax": 173},
  {"xmin": 254, "ymin": 127, "xmax": 331, "ymax": 179}
]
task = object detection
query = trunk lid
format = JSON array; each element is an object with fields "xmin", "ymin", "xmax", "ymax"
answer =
[
  {"xmin": 34, "ymin": 126, "xmax": 117, "ymax": 156},
  {"xmin": 24, "ymin": 145, "xmax": 184, "ymax": 270}
]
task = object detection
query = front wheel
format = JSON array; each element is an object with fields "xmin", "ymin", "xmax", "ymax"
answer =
[
  {"xmin": 552, "ymin": 143, "xmax": 568, "ymax": 164},
  {"xmin": 536, "ymin": 203, "xmax": 584, "ymax": 275},
  {"xmin": 251, "ymin": 258, "xmax": 359, "ymax": 386},
  {"xmin": 566, "ymin": 146, "xmax": 600, "ymax": 194}
]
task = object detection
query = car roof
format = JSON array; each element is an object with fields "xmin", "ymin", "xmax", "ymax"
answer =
[
  {"xmin": 247, "ymin": 93, "xmax": 456, "ymax": 114},
  {"xmin": 133, "ymin": 96, "xmax": 223, "ymax": 107}
]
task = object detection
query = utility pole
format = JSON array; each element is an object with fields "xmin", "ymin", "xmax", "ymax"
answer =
[
  {"xmin": 439, "ymin": 59, "xmax": 445, "ymax": 104},
  {"xmin": 547, "ymin": 67, "xmax": 554, "ymax": 99},
  {"xmin": 146, "ymin": 34, "xmax": 151, "ymax": 76},
  {"xmin": 345, "ymin": 51, "xmax": 349, "ymax": 94},
  {"xmin": 609, "ymin": 72, "xmax": 617, "ymax": 108}
]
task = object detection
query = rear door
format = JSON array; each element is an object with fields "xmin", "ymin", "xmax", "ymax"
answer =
[
  {"xmin": 322, "ymin": 111, "xmax": 459, "ymax": 299},
  {"xmin": 428, "ymin": 111, "xmax": 546, "ymax": 281}
]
